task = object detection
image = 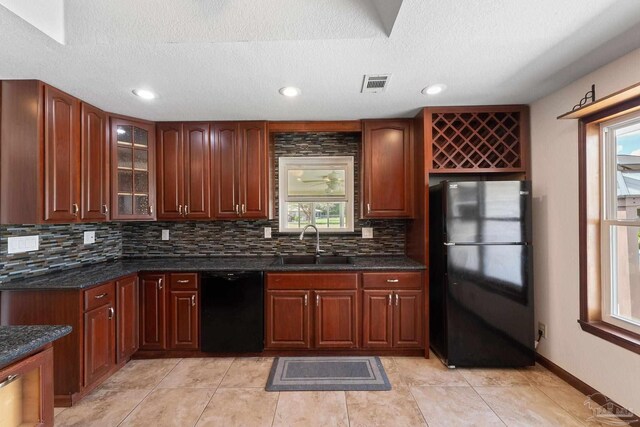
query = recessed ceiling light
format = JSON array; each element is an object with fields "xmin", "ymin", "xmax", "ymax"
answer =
[
  {"xmin": 279, "ymin": 87, "xmax": 301, "ymax": 97},
  {"xmin": 132, "ymin": 89, "xmax": 156, "ymax": 100},
  {"xmin": 422, "ymin": 84, "xmax": 447, "ymax": 95}
]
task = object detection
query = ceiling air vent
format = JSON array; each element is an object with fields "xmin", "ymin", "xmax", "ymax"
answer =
[{"xmin": 361, "ymin": 74, "xmax": 391, "ymax": 93}]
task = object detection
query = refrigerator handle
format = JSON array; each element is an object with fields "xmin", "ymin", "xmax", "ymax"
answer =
[{"xmin": 444, "ymin": 243, "xmax": 455, "ymax": 246}]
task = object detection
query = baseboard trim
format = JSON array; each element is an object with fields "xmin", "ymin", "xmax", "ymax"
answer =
[{"xmin": 535, "ymin": 353, "xmax": 639, "ymax": 425}]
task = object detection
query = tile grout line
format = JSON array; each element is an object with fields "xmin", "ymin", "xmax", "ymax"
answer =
[
  {"xmin": 531, "ymin": 380, "xmax": 600, "ymax": 426},
  {"xmin": 343, "ymin": 390, "xmax": 351, "ymax": 427},
  {"xmin": 192, "ymin": 357, "xmax": 237, "ymax": 426},
  {"xmin": 407, "ymin": 386, "xmax": 431, "ymax": 427},
  {"xmin": 270, "ymin": 391, "xmax": 281, "ymax": 427},
  {"xmin": 468, "ymin": 384, "xmax": 508, "ymax": 427},
  {"xmin": 116, "ymin": 357, "xmax": 184, "ymax": 427}
]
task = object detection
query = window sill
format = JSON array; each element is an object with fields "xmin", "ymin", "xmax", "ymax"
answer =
[{"xmin": 578, "ymin": 319, "xmax": 640, "ymax": 355}]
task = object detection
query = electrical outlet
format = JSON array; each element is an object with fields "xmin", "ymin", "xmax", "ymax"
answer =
[
  {"xmin": 7, "ymin": 235, "xmax": 39, "ymax": 254},
  {"xmin": 161, "ymin": 230, "xmax": 170, "ymax": 241},
  {"xmin": 538, "ymin": 322, "xmax": 547, "ymax": 339},
  {"xmin": 264, "ymin": 227, "xmax": 272, "ymax": 238},
  {"xmin": 362, "ymin": 227, "xmax": 373, "ymax": 239},
  {"xmin": 83, "ymin": 231, "xmax": 96, "ymax": 244}
]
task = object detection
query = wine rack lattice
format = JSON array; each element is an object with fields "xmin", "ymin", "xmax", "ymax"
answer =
[{"xmin": 431, "ymin": 111, "xmax": 522, "ymax": 170}]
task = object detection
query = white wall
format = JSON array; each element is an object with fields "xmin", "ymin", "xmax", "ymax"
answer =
[{"xmin": 531, "ymin": 48, "xmax": 640, "ymax": 412}]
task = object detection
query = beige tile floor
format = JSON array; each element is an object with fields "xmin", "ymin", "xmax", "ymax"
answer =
[{"xmin": 53, "ymin": 356, "xmax": 630, "ymax": 427}]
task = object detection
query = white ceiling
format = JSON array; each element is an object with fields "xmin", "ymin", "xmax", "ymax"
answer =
[{"xmin": 1, "ymin": 0, "xmax": 639, "ymax": 121}]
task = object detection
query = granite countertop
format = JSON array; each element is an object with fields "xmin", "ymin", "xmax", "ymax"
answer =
[
  {"xmin": 0, "ymin": 325, "xmax": 72, "ymax": 369},
  {"xmin": 0, "ymin": 256, "xmax": 426, "ymax": 290}
]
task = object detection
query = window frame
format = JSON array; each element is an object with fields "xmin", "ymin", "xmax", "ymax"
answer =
[
  {"xmin": 578, "ymin": 94, "xmax": 640, "ymax": 355},
  {"xmin": 278, "ymin": 156, "xmax": 355, "ymax": 233},
  {"xmin": 599, "ymin": 112, "xmax": 640, "ymax": 336}
]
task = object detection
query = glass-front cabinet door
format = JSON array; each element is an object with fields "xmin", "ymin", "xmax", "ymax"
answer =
[{"xmin": 110, "ymin": 118, "xmax": 156, "ymax": 220}]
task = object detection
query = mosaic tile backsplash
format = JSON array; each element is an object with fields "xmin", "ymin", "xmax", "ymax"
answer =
[
  {"xmin": 1, "ymin": 133, "xmax": 407, "ymax": 282},
  {"xmin": 0, "ymin": 223, "xmax": 122, "ymax": 283},
  {"xmin": 123, "ymin": 132, "xmax": 407, "ymax": 258}
]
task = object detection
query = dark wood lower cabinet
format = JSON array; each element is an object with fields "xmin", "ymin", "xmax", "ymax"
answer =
[
  {"xmin": 83, "ymin": 304, "xmax": 115, "ymax": 387},
  {"xmin": 168, "ymin": 290, "xmax": 199, "ymax": 349},
  {"xmin": 362, "ymin": 290, "xmax": 393, "ymax": 348},
  {"xmin": 314, "ymin": 290, "xmax": 358, "ymax": 348},
  {"xmin": 393, "ymin": 290, "xmax": 423, "ymax": 348},
  {"xmin": 139, "ymin": 274, "xmax": 167, "ymax": 350},
  {"xmin": 116, "ymin": 275, "xmax": 139, "ymax": 362},
  {"xmin": 266, "ymin": 290, "xmax": 310, "ymax": 349}
]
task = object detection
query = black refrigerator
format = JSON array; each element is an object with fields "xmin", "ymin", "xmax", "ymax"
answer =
[{"xmin": 429, "ymin": 180, "xmax": 534, "ymax": 367}]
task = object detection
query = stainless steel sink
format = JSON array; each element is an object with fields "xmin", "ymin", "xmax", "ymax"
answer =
[{"xmin": 273, "ymin": 255, "xmax": 353, "ymax": 265}]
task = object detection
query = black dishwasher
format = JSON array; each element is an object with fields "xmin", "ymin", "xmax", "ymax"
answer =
[{"xmin": 200, "ymin": 271, "xmax": 264, "ymax": 353}]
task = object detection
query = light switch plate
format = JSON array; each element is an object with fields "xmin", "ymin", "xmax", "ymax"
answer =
[
  {"xmin": 83, "ymin": 231, "xmax": 96, "ymax": 244},
  {"xmin": 7, "ymin": 235, "xmax": 39, "ymax": 254},
  {"xmin": 264, "ymin": 227, "xmax": 272, "ymax": 239},
  {"xmin": 161, "ymin": 229, "xmax": 170, "ymax": 241},
  {"xmin": 362, "ymin": 227, "xmax": 373, "ymax": 239}
]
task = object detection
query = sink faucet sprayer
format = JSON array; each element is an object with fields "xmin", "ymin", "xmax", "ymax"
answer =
[{"xmin": 299, "ymin": 225, "xmax": 324, "ymax": 257}]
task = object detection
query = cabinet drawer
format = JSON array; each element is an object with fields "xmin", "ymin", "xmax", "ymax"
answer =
[
  {"xmin": 267, "ymin": 273, "xmax": 358, "ymax": 290},
  {"xmin": 362, "ymin": 272, "xmax": 422, "ymax": 289},
  {"xmin": 84, "ymin": 282, "xmax": 115, "ymax": 311},
  {"xmin": 170, "ymin": 273, "xmax": 198, "ymax": 290}
]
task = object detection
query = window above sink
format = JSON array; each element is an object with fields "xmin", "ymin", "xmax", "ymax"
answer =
[{"xmin": 278, "ymin": 156, "xmax": 354, "ymax": 233}]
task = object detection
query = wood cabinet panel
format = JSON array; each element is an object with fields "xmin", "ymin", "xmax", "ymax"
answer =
[
  {"xmin": 83, "ymin": 304, "xmax": 115, "ymax": 387},
  {"xmin": 362, "ymin": 272, "xmax": 423, "ymax": 289},
  {"xmin": 393, "ymin": 290, "xmax": 424, "ymax": 348},
  {"xmin": 267, "ymin": 273, "xmax": 359, "ymax": 290},
  {"xmin": 362, "ymin": 120, "xmax": 414, "ymax": 218},
  {"xmin": 314, "ymin": 290, "xmax": 358, "ymax": 348},
  {"xmin": 238, "ymin": 122, "xmax": 268, "ymax": 218},
  {"xmin": 139, "ymin": 274, "xmax": 167, "ymax": 350},
  {"xmin": 44, "ymin": 85, "xmax": 80, "ymax": 222},
  {"xmin": 116, "ymin": 276, "xmax": 139, "ymax": 363},
  {"xmin": 170, "ymin": 273, "xmax": 198, "ymax": 290},
  {"xmin": 362, "ymin": 290, "xmax": 393, "ymax": 348},
  {"xmin": 183, "ymin": 123, "xmax": 211, "ymax": 219},
  {"xmin": 168, "ymin": 290, "xmax": 199, "ymax": 349},
  {"xmin": 212, "ymin": 123, "xmax": 240, "ymax": 218},
  {"xmin": 266, "ymin": 290, "xmax": 310, "ymax": 348},
  {"xmin": 156, "ymin": 123, "xmax": 184, "ymax": 219},
  {"xmin": 84, "ymin": 282, "xmax": 114, "ymax": 312},
  {"xmin": 80, "ymin": 102, "xmax": 109, "ymax": 221}
]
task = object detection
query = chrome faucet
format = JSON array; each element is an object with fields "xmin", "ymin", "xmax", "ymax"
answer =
[{"xmin": 299, "ymin": 225, "xmax": 324, "ymax": 256}]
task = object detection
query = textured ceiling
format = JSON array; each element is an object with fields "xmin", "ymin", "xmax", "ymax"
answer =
[{"xmin": 0, "ymin": 0, "xmax": 639, "ymax": 121}]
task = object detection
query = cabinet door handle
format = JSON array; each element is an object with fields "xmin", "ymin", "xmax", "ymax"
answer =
[
  {"xmin": 388, "ymin": 293, "xmax": 392, "ymax": 306},
  {"xmin": 386, "ymin": 279, "xmax": 399, "ymax": 283},
  {"xmin": 158, "ymin": 278, "xmax": 163, "ymax": 290},
  {"xmin": 178, "ymin": 205, "xmax": 183, "ymax": 215},
  {"xmin": 395, "ymin": 294, "xmax": 399, "ymax": 306},
  {"xmin": 191, "ymin": 295, "xmax": 196, "ymax": 306},
  {"xmin": 235, "ymin": 204, "xmax": 240, "ymax": 216},
  {"xmin": 149, "ymin": 205, "xmax": 154, "ymax": 215},
  {"xmin": 367, "ymin": 203, "xmax": 371, "ymax": 214},
  {"xmin": 176, "ymin": 279, "xmax": 190, "ymax": 284},
  {"xmin": 0, "ymin": 374, "xmax": 19, "ymax": 390},
  {"xmin": 316, "ymin": 294, "xmax": 320, "ymax": 307},
  {"xmin": 184, "ymin": 205, "xmax": 189, "ymax": 216},
  {"xmin": 94, "ymin": 293, "xmax": 108, "ymax": 299},
  {"xmin": 108, "ymin": 307, "xmax": 115, "ymax": 319},
  {"xmin": 304, "ymin": 294, "xmax": 308, "ymax": 306},
  {"xmin": 102, "ymin": 204, "xmax": 109, "ymax": 215},
  {"xmin": 241, "ymin": 204, "xmax": 246, "ymax": 214},
  {"xmin": 72, "ymin": 203, "xmax": 79, "ymax": 216}
]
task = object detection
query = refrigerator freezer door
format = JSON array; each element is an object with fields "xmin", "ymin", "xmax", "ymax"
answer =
[
  {"xmin": 445, "ymin": 244, "xmax": 534, "ymax": 367},
  {"xmin": 445, "ymin": 181, "xmax": 531, "ymax": 244}
]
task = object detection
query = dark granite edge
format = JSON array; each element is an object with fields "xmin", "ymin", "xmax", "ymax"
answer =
[
  {"xmin": 0, "ymin": 325, "xmax": 72, "ymax": 369},
  {"xmin": 0, "ymin": 256, "xmax": 426, "ymax": 290}
]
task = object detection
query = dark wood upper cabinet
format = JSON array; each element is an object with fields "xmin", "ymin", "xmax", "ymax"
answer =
[
  {"xmin": 157, "ymin": 123, "xmax": 184, "ymax": 219},
  {"xmin": 139, "ymin": 274, "xmax": 167, "ymax": 350},
  {"xmin": 44, "ymin": 85, "xmax": 81, "ymax": 222},
  {"xmin": 80, "ymin": 102, "xmax": 109, "ymax": 221},
  {"xmin": 183, "ymin": 123, "xmax": 211, "ymax": 219},
  {"xmin": 238, "ymin": 122, "xmax": 269, "ymax": 219},
  {"xmin": 362, "ymin": 119, "xmax": 414, "ymax": 218},
  {"xmin": 116, "ymin": 275, "xmax": 139, "ymax": 363},
  {"xmin": 314, "ymin": 290, "xmax": 358, "ymax": 349},
  {"xmin": 212, "ymin": 121, "xmax": 268, "ymax": 219},
  {"xmin": 110, "ymin": 117, "xmax": 156, "ymax": 221}
]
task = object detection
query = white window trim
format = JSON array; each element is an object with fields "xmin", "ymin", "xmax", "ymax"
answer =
[
  {"xmin": 600, "ymin": 111, "xmax": 640, "ymax": 335},
  {"xmin": 278, "ymin": 156, "xmax": 355, "ymax": 233}
]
